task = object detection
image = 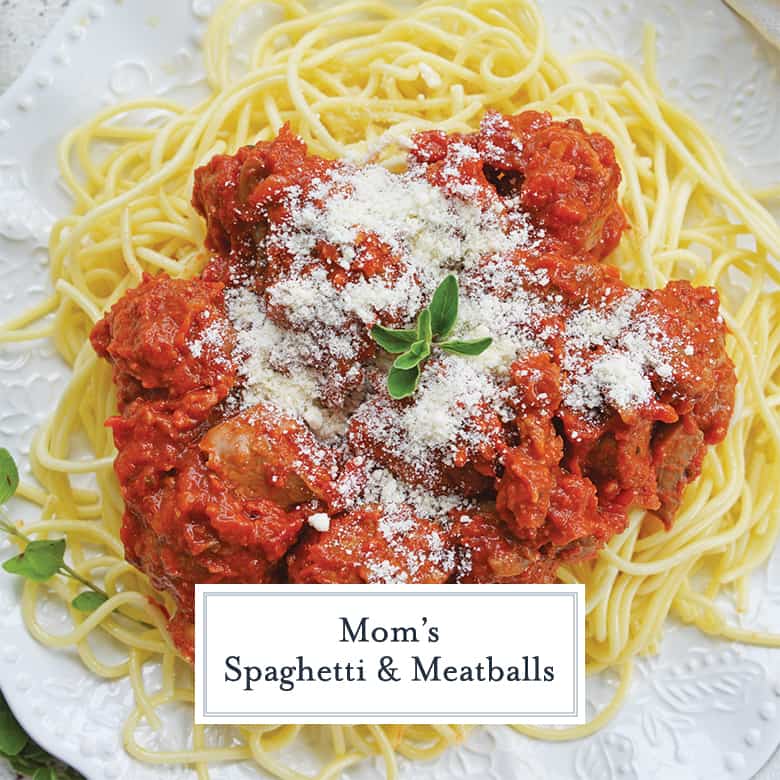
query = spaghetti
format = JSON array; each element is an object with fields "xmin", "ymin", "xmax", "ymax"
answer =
[{"xmin": 2, "ymin": 0, "xmax": 780, "ymax": 777}]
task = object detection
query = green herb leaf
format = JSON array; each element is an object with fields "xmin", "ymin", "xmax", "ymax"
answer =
[
  {"xmin": 440, "ymin": 337, "xmax": 493, "ymax": 356},
  {"xmin": 0, "ymin": 707, "xmax": 28, "ymax": 757},
  {"xmin": 8, "ymin": 754, "xmax": 37, "ymax": 773},
  {"xmin": 0, "ymin": 448, "xmax": 19, "ymax": 506},
  {"xmin": 32, "ymin": 767, "xmax": 58, "ymax": 780},
  {"xmin": 416, "ymin": 307, "xmax": 433, "ymax": 344},
  {"xmin": 370, "ymin": 324, "xmax": 417, "ymax": 354},
  {"xmin": 393, "ymin": 340, "xmax": 430, "ymax": 370},
  {"xmin": 387, "ymin": 364, "xmax": 421, "ymax": 399},
  {"xmin": 429, "ymin": 274, "xmax": 458, "ymax": 338},
  {"xmin": 373, "ymin": 274, "xmax": 493, "ymax": 399},
  {"xmin": 71, "ymin": 591, "xmax": 108, "ymax": 613},
  {"xmin": 3, "ymin": 539, "xmax": 66, "ymax": 582}
]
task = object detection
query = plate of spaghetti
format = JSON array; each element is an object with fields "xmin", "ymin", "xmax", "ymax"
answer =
[{"xmin": 1, "ymin": 0, "xmax": 779, "ymax": 778}]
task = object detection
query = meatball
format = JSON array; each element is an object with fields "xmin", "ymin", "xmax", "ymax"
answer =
[
  {"xmin": 410, "ymin": 110, "xmax": 627, "ymax": 261},
  {"xmin": 652, "ymin": 418, "xmax": 706, "ymax": 526},
  {"xmin": 510, "ymin": 111, "xmax": 626, "ymax": 260},
  {"xmin": 201, "ymin": 403, "xmax": 340, "ymax": 508},
  {"xmin": 90, "ymin": 273, "xmax": 234, "ymax": 406},
  {"xmin": 453, "ymin": 506, "xmax": 558, "ymax": 584},
  {"xmin": 347, "ymin": 357, "xmax": 507, "ymax": 496},
  {"xmin": 287, "ymin": 507, "xmax": 455, "ymax": 584},
  {"xmin": 192, "ymin": 124, "xmax": 311, "ymax": 271}
]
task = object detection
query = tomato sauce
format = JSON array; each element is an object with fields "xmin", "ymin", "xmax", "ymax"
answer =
[{"xmin": 91, "ymin": 112, "xmax": 735, "ymax": 659}]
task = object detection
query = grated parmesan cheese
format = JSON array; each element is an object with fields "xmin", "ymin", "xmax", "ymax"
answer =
[
  {"xmin": 562, "ymin": 290, "xmax": 682, "ymax": 414},
  {"xmin": 223, "ymin": 142, "xmax": 550, "ymax": 448},
  {"xmin": 188, "ymin": 317, "xmax": 230, "ymax": 365},
  {"xmin": 336, "ymin": 460, "xmax": 462, "ymax": 583},
  {"xmin": 226, "ymin": 287, "xmax": 348, "ymax": 439},
  {"xmin": 214, "ymin": 127, "xmax": 699, "ymax": 552},
  {"xmin": 270, "ymin": 162, "xmax": 527, "ymax": 279}
]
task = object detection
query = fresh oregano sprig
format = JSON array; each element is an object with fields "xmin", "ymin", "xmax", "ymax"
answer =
[
  {"xmin": 0, "ymin": 527, "xmax": 109, "ymax": 614},
  {"xmin": 0, "ymin": 450, "xmax": 88, "ymax": 779},
  {"xmin": 370, "ymin": 274, "xmax": 492, "ymax": 399},
  {"xmin": 0, "ymin": 449, "xmax": 17, "ymax": 506},
  {"xmin": 0, "ymin": 447, "xmax": 119, "ymax": 616}
]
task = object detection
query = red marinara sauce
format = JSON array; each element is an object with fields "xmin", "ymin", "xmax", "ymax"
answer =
[{"xmin": 91, "ymin": 111, "xmax": 736, "ymax": 659}]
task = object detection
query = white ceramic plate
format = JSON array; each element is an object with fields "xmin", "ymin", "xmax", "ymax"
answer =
[{"xmin": 1, "ymin": 1, "xmax": 779, "ymax": 778}]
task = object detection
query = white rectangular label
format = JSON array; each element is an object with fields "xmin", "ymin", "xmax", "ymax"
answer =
[{"xmin": 195, "ymin": 584, "xmax": 585, "ymax": 725}]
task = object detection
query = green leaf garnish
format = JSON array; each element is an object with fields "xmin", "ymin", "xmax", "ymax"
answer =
[
  {"xmin": 0, "ymin": 706, "xmax": 28, "ymax": 756},
  {"xmin": 428, "ymin": 273, "xmax": 458, "ymax": 338},
  {"xmin": 393, "ymin": 339, "xmax": 431, "ymax": 370},
  {"xmin": 71, "ymin": 591, "xmax": 109, "ymax": 613},
  {"xmin": 3, "ymin": 539, "xmax": 66, "ymax": 582},
  {"xmin": 32, "ymin": 767, "xmax": 58, "ymax": 780},
  {"xmin": 387, "ymin": 365, "xmax": 421, "ymax": 399},
  {"xmin": 440, "ymin": 337, "xmax": 493, "ymax": 356},
  {"xmin": 0, "ymin": 448, "xmax": 19, "ymax": 506},
  {"xmin": 370, "ymin": 323, "xmax": 417, "ymax": 354},
  {"xmin": 369, "ymin": 274, "xmax": 492, "ymax": 398},
  {"xmin": 416, "ymin": 307, "xmax": 433, "ymax": 343}
]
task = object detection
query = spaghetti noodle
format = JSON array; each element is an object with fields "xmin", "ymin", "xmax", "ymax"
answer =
[{"xmin": 2, "ymin": 0, "xmax": 780, "ymax": 776}]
